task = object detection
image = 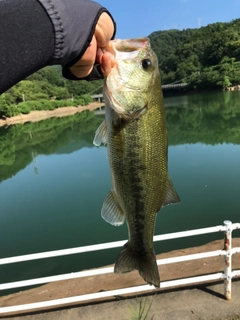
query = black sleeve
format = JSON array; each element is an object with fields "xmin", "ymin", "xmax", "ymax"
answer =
[
  {"xmin": 0, "ymin": 0, "xmax": 54, "ymax": 94},
  {"xmin": 0, "ymin": 0, "xmax": 116, "ymax": 94}
]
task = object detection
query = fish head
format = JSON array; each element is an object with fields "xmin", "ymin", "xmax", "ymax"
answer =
[{"xmin": 104, "ymin": 37, "xmax": 160, "ymax": 119}]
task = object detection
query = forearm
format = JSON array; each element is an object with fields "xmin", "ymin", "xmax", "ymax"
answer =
[
  {"xmin": 0, "ymin": 0, "xmax": 54, "ymax": 94},
  {"xmin": 0, "ymin": 0, "xmax": 115, "ymax": 94}
]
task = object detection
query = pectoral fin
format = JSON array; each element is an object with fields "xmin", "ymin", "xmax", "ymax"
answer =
[
  {"xmin": 93, "ymin": 120, "xmax": 107, "ymax": 146},
  {"xmin": 163, "ymin": 177, "xmax": 180, "ymax": 207},
  {"xmin": 101, "ymin": 191, "xmax": 125, "ymax": 226}
]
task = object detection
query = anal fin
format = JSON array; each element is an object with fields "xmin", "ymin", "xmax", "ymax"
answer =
[{"xmin": 163, "ymin": 177, "xmax": 180, "ymax": 207}]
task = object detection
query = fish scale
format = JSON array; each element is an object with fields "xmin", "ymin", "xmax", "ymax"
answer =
[{"xmin": 93, "ymin": 37, "xmax": 180, "ymax": 287}]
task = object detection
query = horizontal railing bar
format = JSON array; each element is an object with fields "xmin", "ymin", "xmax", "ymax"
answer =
[
  {"xmin": 157, "ymin": 249, "xmax": 226, "ymax": 265},
  {"xmin": 232, "ymin": 270, "xmax": 240, "ymax": 277},
  {"xmin": 0, "ymin": 249, "xmax": 230, "ymax": 291},
  {"xmin": 160, "ymin": 272, "xmax": 224, "ymax": 288},
  {"xmin": 0, "ymin": 240, "xmax": 126, "ymax": 266},
  {"xmin": 154, "ymin": 226, "xmax": 226, "ymax": 241},
  {"xmin": 154, "ymin": 225, "xmax": 226, "ymax": 241},
  {"xmin": 0, "ymin": 267, "xmax": 114, "ymax": 291},
  {"xmin": 0, "ymin": 284, "xmax": 154, "ymax": 314},
  {"xmin": 154, "ymin": 223, "xmax": 239, "ymax": 242},
  {"xmin": 232, "ymin": 247, "xmax": 240, "ymax": 254},
  {"xmin": 0, "ymin": 273, "xmax": 225, "ymax": 315},
  {"xmin": 1, "ymin": 223, "xmax": 240, "ymax": 266}
]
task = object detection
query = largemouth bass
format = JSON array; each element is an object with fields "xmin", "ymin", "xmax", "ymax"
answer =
[{"xmin": 94, "ymin": 38, "xmax": 180, "ymax": 288}]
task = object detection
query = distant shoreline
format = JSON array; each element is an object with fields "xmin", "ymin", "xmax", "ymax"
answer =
[{"xmin": 0, "ymin": 101, "xmax": 104, "ymax": 127}]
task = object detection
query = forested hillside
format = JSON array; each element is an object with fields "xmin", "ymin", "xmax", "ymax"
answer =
[
  {"xmin": 149, "ymin": 18, "xmax": 240, "ymax": 90},
  {"xmin": 1, "ymin": 18, "xmax": 240, "ymax": 117},
  {"xmin": 0, "ymin": 66, "xmax": 103, "ymax": 117},
  {"xmin": 5, "ymin": 66, "xmax": 104, "ymax": 104}
]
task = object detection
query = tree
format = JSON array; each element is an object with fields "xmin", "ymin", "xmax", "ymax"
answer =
[
  {"xmin": 0, "ymin": 94, "xmax": 8, "ymax": 116},
  {"xmin": 149, "ymin": 18, "xmax": 240, "ymax": 90}
]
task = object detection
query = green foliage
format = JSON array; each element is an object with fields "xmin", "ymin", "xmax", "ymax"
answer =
[
  {"xmin": 0, "ymin": 94, "xmax": 93, "ymax": 117},
  {"xmin": 65, "ymin": 78, "xmax": 103, "ymax": 96},
  {"xmin": 0, "ymin": 94, "xmax": 9, "ymax": 116},
  {"xmin": 5, "ymin": 105, "xmax": 21, "ymax": 117},
  {"xmin": 128, "ymin": 298, "xmax": 154, "ymax": 320},
  {"xmin": 149, "ymin": 18, "xmax": 240, "ymax": 89},
  {"xmin": 3, "ymin": 64, "xmax": 101, "ymax": 115},
  {"xmin": 27, "ymin": 66, "xmax": 64, "ymax": 86},
  {"xmin": 0, "ymin": 94, "xmax": 20, "ymax": 117}
]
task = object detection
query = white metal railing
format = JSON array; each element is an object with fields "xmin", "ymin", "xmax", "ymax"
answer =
[{"xmin": 0, "ymin": 220, "xmax": 239, "ymax": 315}]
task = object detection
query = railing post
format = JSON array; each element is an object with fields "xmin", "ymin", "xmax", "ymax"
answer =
[{"xmin": 224, "ymin": 220, "xmax": 232, "ymax": 300}]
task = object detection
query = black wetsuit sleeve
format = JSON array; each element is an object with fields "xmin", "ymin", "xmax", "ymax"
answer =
[{"xmin": 0, "ymin": 0, "xmax": 116, "ymax": 94}]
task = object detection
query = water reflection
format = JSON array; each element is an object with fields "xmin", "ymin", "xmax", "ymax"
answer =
[
  {"xmin": 0, "ymin": 111, "xmax": 103, "ymax": 182},
  {"xmin": 166, "ymin": 90, "xmax": 240, "ymax": 145},
  {"xmin": 0, "ymin": 91, "xmax": 240, "ymax": 290},
  {"xmin": 1, "ymin": 91, "xmax": 240, "ymax": 182}
]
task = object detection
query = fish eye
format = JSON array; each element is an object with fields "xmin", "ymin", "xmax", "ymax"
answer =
[{"xmin": 141, "ymin": 59, "xmax": 152, "ymax": 70}]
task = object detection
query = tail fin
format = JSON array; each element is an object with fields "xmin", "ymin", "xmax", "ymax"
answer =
[{"xmin": 114, "ymin": 242, "xmax": 160, "ymax": 288}]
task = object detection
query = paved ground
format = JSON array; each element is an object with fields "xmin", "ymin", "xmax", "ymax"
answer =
[{"xmin": 2, "ymin": 280, "xmax": 240, "ymax": 320}]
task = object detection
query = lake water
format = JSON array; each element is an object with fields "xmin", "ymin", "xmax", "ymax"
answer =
[{"xmin": 0, "ymin": 90, "xmax": 240, "ymax": 290}]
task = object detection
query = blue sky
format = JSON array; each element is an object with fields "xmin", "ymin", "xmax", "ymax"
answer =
[{"xmin": 99, "ymin": 0, "xmax": 240, "ymax": 38}]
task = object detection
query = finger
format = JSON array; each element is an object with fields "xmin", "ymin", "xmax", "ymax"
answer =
[
  {"xmin": 95, "ymin": 12, "xmax": 115, "ymax": 47},
  {"xmin": 100, "ymin": 52, "xmax": 115, "ymax": 77}
]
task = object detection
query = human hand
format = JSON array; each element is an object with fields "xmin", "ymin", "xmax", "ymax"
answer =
[{"xmin": 70, "ymin": 12, "xmax": 115, "ymax": 79}]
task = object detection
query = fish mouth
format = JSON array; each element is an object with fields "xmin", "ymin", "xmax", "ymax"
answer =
[
  {"xmin": 112, "ymin": 38, "xmax": 151, "ymax": 52},
  {"xmin": 103, "ymin": 38, "xmax": 151, "ymax": 62}
]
